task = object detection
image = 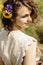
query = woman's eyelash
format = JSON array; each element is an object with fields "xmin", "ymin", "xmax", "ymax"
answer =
[{"xmin": 21, "ymin": 14, "xmax": 29, "ymax": 18}]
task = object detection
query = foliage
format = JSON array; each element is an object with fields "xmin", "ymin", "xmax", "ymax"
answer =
[
  {"xmin": 35, "ymin": 23, "xmax": 43, "ymax": 43},
  {"xmin": 0, "ymin": 1, "xmax": 3, "ymax": 18},
  {"xmin": 22, "ymin": 24, "xmax": 38, "ymax": 40},
  {"xmin": 34, "ymin": 0, "xmax": 43, "ymax": 18}
]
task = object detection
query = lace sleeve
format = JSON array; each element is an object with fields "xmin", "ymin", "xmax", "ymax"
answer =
[{"xmin": 16, "ymin": 39, "xmax": 33, "ymax": 65}]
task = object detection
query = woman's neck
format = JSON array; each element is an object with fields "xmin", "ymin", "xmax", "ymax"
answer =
[{"xmin": 13, "ymin": 23, "xmax": 22, "ymax": 31}]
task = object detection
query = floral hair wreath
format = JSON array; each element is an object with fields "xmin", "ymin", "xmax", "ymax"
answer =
[{"xmin": 3, "ymin": 4, "xmax": 13, "ymax": 19}]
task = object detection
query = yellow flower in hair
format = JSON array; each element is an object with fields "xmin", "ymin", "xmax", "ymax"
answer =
[{"xmin": 3, "ymin": 10, "xmax": 12, "ymax": 18}]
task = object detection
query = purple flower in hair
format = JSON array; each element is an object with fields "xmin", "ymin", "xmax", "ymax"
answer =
[{"xmin": 5, "ymin": 4, "xmax": 13, "ymax": 13}]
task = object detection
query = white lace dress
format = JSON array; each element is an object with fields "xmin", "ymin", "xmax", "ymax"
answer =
[{"xmin": 0, "ymin": 29, "xmax": 37, "ymax": 65}]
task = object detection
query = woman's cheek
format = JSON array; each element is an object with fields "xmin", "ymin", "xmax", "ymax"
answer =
[{"xmin": 21, "ymin": 18, "xmax": 27, "ymax": 23}]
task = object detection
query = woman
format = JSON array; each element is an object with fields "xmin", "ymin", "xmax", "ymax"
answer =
[{"xmin": 0, "ymin": 0, "xmax": 38, "ymax": 65}]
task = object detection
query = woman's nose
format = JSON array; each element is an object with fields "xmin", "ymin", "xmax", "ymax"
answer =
[{"xmin": 27, "ymin": 16, "xmax": 32, "ymax": 22}]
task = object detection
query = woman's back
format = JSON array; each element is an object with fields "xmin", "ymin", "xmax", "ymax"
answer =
[{"xmin": 0, "ymin": 29, "xmax": 37, "ymax": 65}]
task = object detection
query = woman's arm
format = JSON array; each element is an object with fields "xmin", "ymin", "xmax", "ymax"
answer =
[
  {"xmin": 23, "ymin": 41, "xmax": 37, "ymax": 65},
  {"xmin": 0, "ymin": 57, "xmax": 5, "ymax": 65}
]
